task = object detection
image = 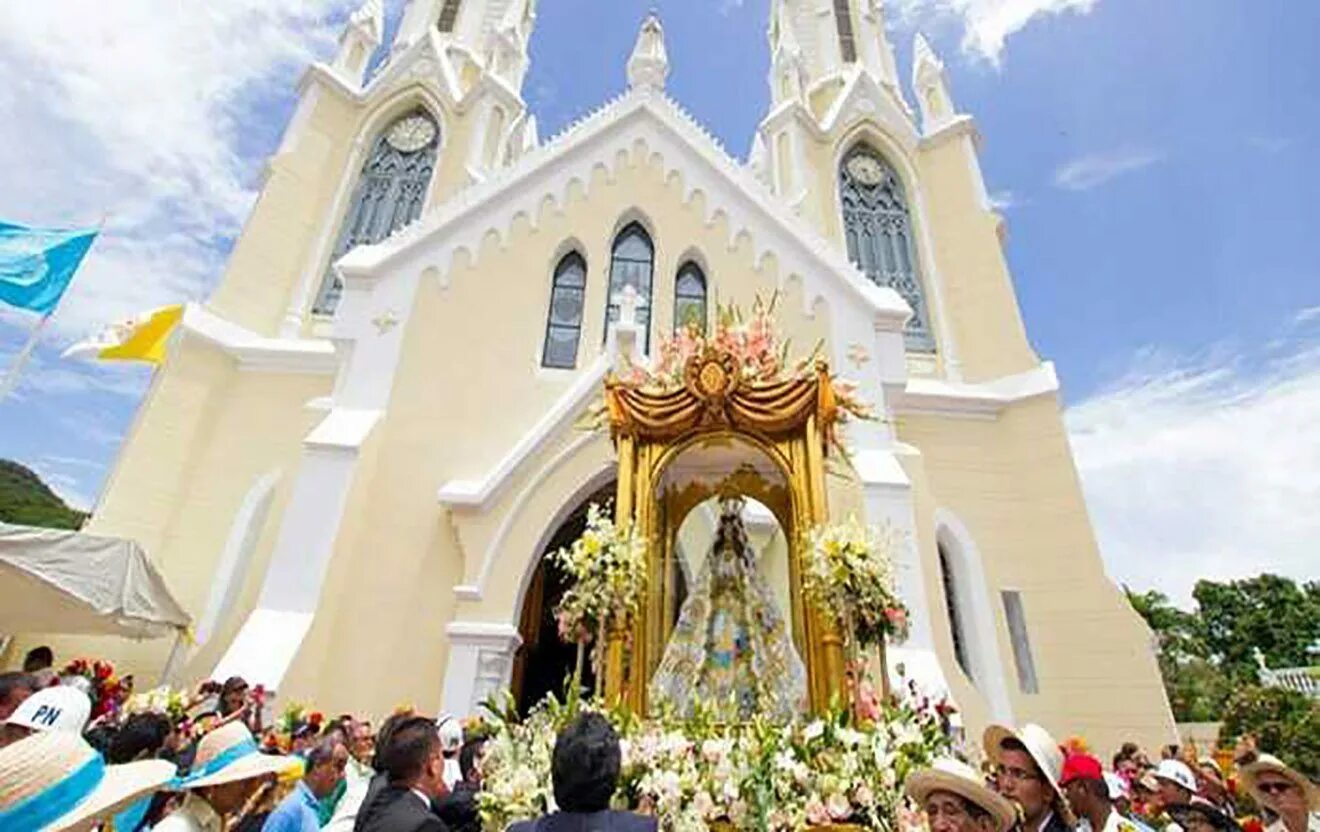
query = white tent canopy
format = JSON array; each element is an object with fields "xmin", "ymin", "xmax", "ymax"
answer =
[{"xmin": 0, "ymin": 522, "xmax": 190, "ymax": 639}]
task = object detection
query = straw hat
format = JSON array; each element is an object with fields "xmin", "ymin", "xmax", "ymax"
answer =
[
  {"xmin": 984, "ymin": 723, "xmax": 1066, "ymax": 806},
  {"xmin": 0, "ymin": 730, "xmax": 174, "ymax": 831},
  {"xmin": 180, "ymin": 721, "xmax": 299, "ymax": 789},
  {"xmin": 906, "ymin": 757, "xmax": 1018, "ymax": 832},
  {"xmin": 1240, "ymin": 753, "xmax": 1319, "ymax": 812}
]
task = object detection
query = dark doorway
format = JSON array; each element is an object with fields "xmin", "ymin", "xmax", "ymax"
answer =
[{"xmin": 511, "ymin": 482, "xmax": 614, "ymax": 714}]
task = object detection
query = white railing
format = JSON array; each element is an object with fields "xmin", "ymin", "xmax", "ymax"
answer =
[{"xmin": 1261, "ymin": 666, "xmax": 1320, "ymax": 698}]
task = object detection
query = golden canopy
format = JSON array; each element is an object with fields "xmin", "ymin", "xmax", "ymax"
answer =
[{"xmin": 601, "ymin": 346, "xmax": 850, "ymax": 713}]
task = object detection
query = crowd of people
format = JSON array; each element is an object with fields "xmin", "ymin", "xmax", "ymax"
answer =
[{"xmin": 0, "ymin": 645, "xmax": 1315, "ymax": 832}]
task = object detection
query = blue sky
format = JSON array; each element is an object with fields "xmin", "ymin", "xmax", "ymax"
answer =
[{"xmin": 0, "ymin": 0, "xmax": 1315, "ymax": 602}]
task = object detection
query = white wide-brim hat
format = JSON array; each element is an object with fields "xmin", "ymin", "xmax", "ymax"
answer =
[
  {"xmin": 907, "ymin": 757, "xmax": 1018, "ymax": 832},
  {"xmin": 984, "ymin": 723, "xmax": 1066, "ymax": 806},
  {"xmin": 179, "ymin": 721, "xmax": 300, "ymax": 789},
  {"xmin": 1240, "ymin": 753, "xmax": 1319, "ymax": 812},
  {"xmin": 0, "ymin": 730, "xmax": 175, "ymax": 831}
]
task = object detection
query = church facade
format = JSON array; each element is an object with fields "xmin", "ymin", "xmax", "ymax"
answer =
[{"xmin": 28, "ymin": 0, "xmax": 1176, "ymax": 749}]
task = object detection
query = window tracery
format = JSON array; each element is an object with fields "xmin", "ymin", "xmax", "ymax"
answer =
[
  {"xmin": 313, "ymin": 109, "xmax": 439, "ymax": 315},
  {"xmin": 542, "ymin": 252, "xmax": 587, "ymax": 369},
  {"xmin": 839, "ymin": 144, "xmax": 934, "ymax": 350},
  {"xmin": 673, "ymin": 262, "xmax": 707, "ymax": 335},
  {"xmin": 604, "ymin": 223, "xmax": 654, "ymax": 352}
]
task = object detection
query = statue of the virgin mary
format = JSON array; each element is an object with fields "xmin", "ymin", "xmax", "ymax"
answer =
[{"xmin": 649, "ymin": 496, "xmax": 808, "ymax": 721}]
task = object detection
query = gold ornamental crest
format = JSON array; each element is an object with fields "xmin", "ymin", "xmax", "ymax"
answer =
[{"xmin": 683, "ymin": 346, "xmax": 741, "ymax": 422}]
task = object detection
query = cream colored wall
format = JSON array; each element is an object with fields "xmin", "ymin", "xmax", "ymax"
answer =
[
  {"xmin": 208, "ymin": 71, "xmax": 502, "ymax": 338},
  {"xmin": 899, "ymin": 397, "xmax": 1176, "ymax": 752},
  {"xmin": 7, "ymin": 338, "xmax": 330, "ymax": 684},
  {"xmin": 245, "ymin": 146, "xmax": 840, "ymax": 718}
]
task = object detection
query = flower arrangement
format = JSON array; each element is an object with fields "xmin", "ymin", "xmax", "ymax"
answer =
[
  {"xmin": 263, "ymin": 702, "xmax": 324, "ymax": 752},
  {"xmin": 801, "ymin": 517, "xmax": 910, "ymax": 650},
  {"xmin": 479, "ymin": 688, "xmax": 954, "ymax": 832},
  {"xmin": 60, "ymin": 658, "xmax": 129, "ymax": 720},
  {"xmin": 552, "ymin": 502, "xmax": 649, "ymax": 685},
  {"xmin": 592, "ymin": 294, "xmax": 874, "ymax": 433},
  {"xmin": 123, "ymin": 685, "xmax": 190, "ymax": 723}
]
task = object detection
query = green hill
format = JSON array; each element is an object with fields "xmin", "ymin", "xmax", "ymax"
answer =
[{"xmin": 0, "ymin": 459, "xmax": 87, "ymax": 530}]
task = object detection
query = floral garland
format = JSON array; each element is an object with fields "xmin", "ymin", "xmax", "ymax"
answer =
[
  {"xmin": 552, "ymin": 502, "xmax": 649, "ymax": 672},
  {"xmin": 801, "ymin": 517, "xmax": 910, "ymax": 649},
  {"xmin": 479, "ymin": 685, "xmax": 953, "ymax": 832},
  {"xmin": 591, "ymin": 294, "xmax": 874, "ymax": 431}
]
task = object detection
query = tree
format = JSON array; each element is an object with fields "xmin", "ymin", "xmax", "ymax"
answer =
[
  {"xmin": 1194, "ymin": 575, "xmax": 1320, "ymax": 684},
  {"xmin": 1218, "ymin": 686, "xmax": 1320, "ymax": 779},
  {"xmin": 0, "ymin": 459, "xmax": 87, "ymax": 530},
  {"xmin": 1125, "ymin": 577, "xmax": 1320, "ymax": 724}
]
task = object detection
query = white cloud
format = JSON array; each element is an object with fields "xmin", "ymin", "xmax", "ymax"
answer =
[
  {"xmin": 0, "ymin": 1, "xmax": 357, "ymax": 341},
  {"xmin": 889, "ymin": 0, "xmax": 1099, "ymax": 64},
  {"xmin": 988, "ymin": 189, "xmax": 1017, "ymax": 210},
  {"xmin": 1053, "ymin": 147, "xmax": 1161, "ymax": 191},
  {"xmin": 1066, "ymin": 321, "xmax": 1320, "ymax": 604}
]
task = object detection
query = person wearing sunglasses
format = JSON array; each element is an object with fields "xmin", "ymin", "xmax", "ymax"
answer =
[{"xmin": 1240, "ymin": 754, "xmax": 1319, "ymax": 832}]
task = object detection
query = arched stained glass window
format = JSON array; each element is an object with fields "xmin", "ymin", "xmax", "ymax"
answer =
[
  {"xmin": 673, "ymin": 262, "xmax": 707, "ymax": 335},
  {"xmin": 938, "ymin": 542, "xmax": 972, "ymax": 679},
  {"xmin": 542, "ymin": 252, "xmax": 587, "ymax": 369},
  {"xmin": 437, "ymin": 0, "xmax": 462, "ymax": 33},
  {"xmin": 312, "ymin": 109, "xmax": 439, "ymax": 315},
  {"xmin": 604, "ymin": 223, "xmax": 654, "ymax": 352},
  {"xmin": 839, "ymin": 145, "xmax": 934, "ymax": 351}
]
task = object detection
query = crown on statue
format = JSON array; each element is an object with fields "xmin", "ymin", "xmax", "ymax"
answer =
[{"xmin": 718, "ymin": 494, "xmax": 747, "ymax": 519}]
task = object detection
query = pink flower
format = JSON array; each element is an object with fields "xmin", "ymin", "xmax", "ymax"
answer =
[
  {"xmin": 827, "ymin": 793, "xmax": 853, "ymax": 821},
  {"xmin": 854, "ymin": 784, "xmax": 875, "ymax": 807},
  {"xmin": 806, "ymin": 798, "xmax": 830, "ymax": 826}
]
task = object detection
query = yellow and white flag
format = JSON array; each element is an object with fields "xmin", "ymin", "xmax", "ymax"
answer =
[{"xmin": 62, "ymin": 304, "xmax": 184, "ymax": 365}]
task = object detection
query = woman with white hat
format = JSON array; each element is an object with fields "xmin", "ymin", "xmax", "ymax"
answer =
[
  {"xmin": 1239, "ymin": 754, "xmax": 1319, "ymax": 832},
  {"xmin": 0, "ymin": 729, "xmax": 175, "ymax": 831},
  {"xmin": 154, "ymin": 721, "xmax": 299, "ymax": 832},
  {"xmin": 907, "ymin": 758, "xmax": 1020, "ymax": 832}
]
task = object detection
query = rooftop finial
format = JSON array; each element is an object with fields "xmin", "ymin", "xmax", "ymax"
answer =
[{"xmin": 627, "ymin": 10, "xmax": 670, "ymax": 91}]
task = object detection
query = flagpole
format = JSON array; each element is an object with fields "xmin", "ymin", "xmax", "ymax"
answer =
[
  {"xmin": 0, "ymin": 214, "xmax": 107, "ymax": 402},
  {"xmin": 0, "ymin": 313, "xmax": 51, "ymax": 400}
]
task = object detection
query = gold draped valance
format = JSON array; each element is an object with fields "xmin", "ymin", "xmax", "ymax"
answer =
[{"xmin": 605, "ymin": 351, "xmax": 840, "ymax": 445}]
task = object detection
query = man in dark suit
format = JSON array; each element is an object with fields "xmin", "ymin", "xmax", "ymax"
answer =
[
  {"xmin": 509, "ymin": 712, "xmax": 657, "ymax": 832},
  {"xmin": 354, "ymin": 716, "xmax": 450, "ymax": 832}
]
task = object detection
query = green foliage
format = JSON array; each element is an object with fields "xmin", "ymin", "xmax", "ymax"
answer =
[
  {"xmin": 0, "ymin": 458, "xmax": 86, "ymax": 530},
  {"xmin": 1125, "ymin": 576, "xmax": 1320, "ymax": 724},
  {"xmin": 1193, "ymin": 575, "xmax": 1320, "ymax": 684},
  {"xmin": 1218, "ymin": 686, "xmax": 1320, "ymax": 779}
]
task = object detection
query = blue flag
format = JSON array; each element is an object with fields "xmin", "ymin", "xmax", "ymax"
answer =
[{"xmin": 0, "ymin": 220, "xmax": 98, "ymax": 315}]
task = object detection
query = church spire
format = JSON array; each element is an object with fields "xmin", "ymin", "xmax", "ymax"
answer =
[
  {"xmin": 332, "ymin": 0, "xmax": 384, "ymax": 84},
  {"xmin": 768, "ymin": 0, "xmax": 900, "ymax": 91},
  {"xmin": 627, "ymin": 11, "xmax": 670, "ymax": 92},
  {"xmin": 912, "ymin": 32, "xmax": 956, "ymax": 132}
]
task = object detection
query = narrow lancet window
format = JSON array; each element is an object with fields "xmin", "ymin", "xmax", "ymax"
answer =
[
  {"xmin": 542, "ymin": 252, "xmax": 587, "ymax": 369},
  {"xmin": 437, "ymin": 0, "xmax": 462, "ymax": 33},
  {"xmin": 834, "ymin": 0, "xmax": 857, "ymax": 63},
  {"xmin": 938, "ymin": 543, "xmax": 972, "ymax": 679},
  {"xmin": 604, "ymin": 223, "xmax": 654, "ymax": 352},
  {"xmin": 673, "ymin": 262, "xmax": 707, "ymax": 335}
]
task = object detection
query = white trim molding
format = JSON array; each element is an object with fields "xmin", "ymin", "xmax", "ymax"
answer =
[
  {"xmin": 182, "ymin": 304, "xmax": 337, "ymax": 375},
  {"xmin": 896, "ymin": 362, "xmax": 1058, "ymax": 418},
  {"xmin": 441, "ymin": 620, "xmax": 522, "ymax": 717}
]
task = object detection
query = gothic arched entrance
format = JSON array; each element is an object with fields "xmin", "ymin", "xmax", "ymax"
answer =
[{"xmin": 511, "ymin": 480, "xmax": 689, "ymax": 714}]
